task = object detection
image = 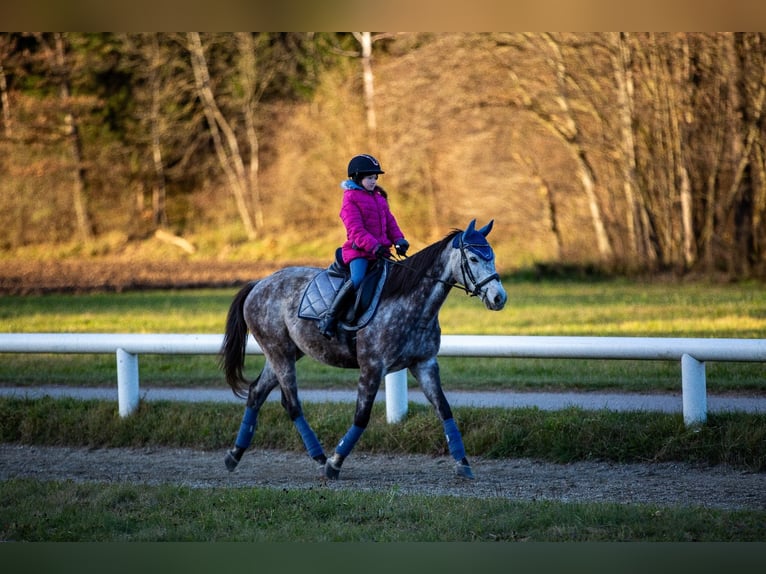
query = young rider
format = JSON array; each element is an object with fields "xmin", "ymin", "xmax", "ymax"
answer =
[{"xmin": 317, "ymin": 154, "xmax": 410, "ymax": 338}]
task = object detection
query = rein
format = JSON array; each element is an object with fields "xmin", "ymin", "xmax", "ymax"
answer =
[{"xmin": 387, "ymin": 237, "xmax": 499, "ymax": 298}]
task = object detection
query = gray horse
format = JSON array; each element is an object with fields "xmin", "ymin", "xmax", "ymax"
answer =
[{"xmin": 220, "ymin": 219, "xmax": 507, "ymax": 479}]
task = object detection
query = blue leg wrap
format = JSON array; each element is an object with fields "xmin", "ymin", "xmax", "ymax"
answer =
[
  {"xmin": 443, "ymin": 418, "xmax": 466, "ymax": 461},
  {"xmin": 235, "ymin": 406, "xmax": 257, "ymax": 449},
  {"xmin": 294, "ymin": 415, "xmax": 324, "ymax": 459},
  {"xmin": 336, "ymin": 425, "xmax": 365, "ymax": 457}
]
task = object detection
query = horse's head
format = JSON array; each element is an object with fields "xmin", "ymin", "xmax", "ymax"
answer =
[{"xmin": 450, "ymin": 219, "xmax": 507, "ymax": 311}]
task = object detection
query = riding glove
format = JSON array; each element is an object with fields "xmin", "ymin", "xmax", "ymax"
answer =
[
  {"xmin": 373, "ymin": 244, "xmax": 390, "ymax": 259},
  {"xmin": 395, "ymin": 238, "xmax": 410, "ymax": 256}
]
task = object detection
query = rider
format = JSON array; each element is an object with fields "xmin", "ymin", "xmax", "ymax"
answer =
[{"xmin": 317, "ymin": 154, "xmax": 410, "ymax": 339}]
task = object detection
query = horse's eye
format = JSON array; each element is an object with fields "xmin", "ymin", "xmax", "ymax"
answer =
[{"xmin": 469, "ymin": 256, "xmax": 479, "ymax": 263}]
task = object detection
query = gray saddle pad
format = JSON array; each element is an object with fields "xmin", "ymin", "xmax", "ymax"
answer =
[
  {"xmin": 298, "ymin": 270, "xmax": 345, "ymax": 321},
  {"xmin": 298, "ymin": 264, "xmax": 388, "ymax": 332}
]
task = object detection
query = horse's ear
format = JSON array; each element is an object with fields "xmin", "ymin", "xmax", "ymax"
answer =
[
  {"xmin": 477, "ymin": 220, "xmax": 494, "ymax": 237},
  {"xmin": 464, "ymin": 219, "xmax": 477, "ymax": 239}
]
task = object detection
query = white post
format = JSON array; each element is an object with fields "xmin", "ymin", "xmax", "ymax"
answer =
[
  {"xmin": 681, "ymin": 353, "xmax": 707, "ymax": 427},
  {"xmin": 384, "ymin": 369, "xmax": 408, "ymax": 423},
  {"xmin": 116, "ymin": 348, "xmax": 140, "ymax": 417}
]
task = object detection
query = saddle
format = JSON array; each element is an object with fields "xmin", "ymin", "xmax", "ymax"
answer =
[{"xmin": 298, "ymin": 248, "xmax": 388, "ymax": 332}]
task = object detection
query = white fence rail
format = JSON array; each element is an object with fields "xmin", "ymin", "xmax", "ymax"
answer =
[{"xmin": 1, "ymin": 333, "xmax": 765, "ymax": 426}]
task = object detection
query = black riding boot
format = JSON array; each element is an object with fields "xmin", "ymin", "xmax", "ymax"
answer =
[{"xmin": 317, "ymin": 279, "xmax": 356, "ymax": 339}]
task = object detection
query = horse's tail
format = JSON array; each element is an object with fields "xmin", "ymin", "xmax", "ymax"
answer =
[{"xmin": 219, "ymin": 281, "xmax": 258, "ymax": 399}]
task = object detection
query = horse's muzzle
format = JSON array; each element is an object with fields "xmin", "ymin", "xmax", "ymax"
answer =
[{"xmin": 482, "ymin": 283, "xmax": 507, "ymax": 311}]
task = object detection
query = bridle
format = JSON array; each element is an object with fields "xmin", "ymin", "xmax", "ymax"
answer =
[
  {"xmin": 453, "ymin": 235, "xmax": 500, "ymax": 298},
  {"xmin": 388, "ymin": 235, "xmax": 500, "ymax": 298}
]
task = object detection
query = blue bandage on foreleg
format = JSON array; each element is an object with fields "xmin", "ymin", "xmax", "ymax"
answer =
[
  {"xmin": 336, "ymin": 425, "xmax": 364, "ymax": 457},
  {"xmin": 294, "ymin": 415, "xmax": 324, "ymax": 459},
  {"xmin": 443, "ymin": 418, "xmax": 466, "ymax": 461},
  {"xmin": 235, "ymin": 406, "xmax": 258, "ymax": 449}
]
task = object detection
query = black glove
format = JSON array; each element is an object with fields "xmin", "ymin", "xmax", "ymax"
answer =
[
  {"xmin": 395, "ymin": 239, "xmax": 410, "ymax": 256},
  {"xmin": 373, "ymin": 244, "xmax": 390, "ymax": 259}
]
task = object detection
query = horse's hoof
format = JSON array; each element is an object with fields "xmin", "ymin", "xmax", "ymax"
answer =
[
  {"xmin": 455, "ymin": 462, "xmax": 474, "ymax": 480},
  {"xmin": 324, "ymin": 460, "xmax": 341, "ymax": 480},
  {"xmin": 224, "ymin": 449, "xmax": 241, "ymax": 472}
]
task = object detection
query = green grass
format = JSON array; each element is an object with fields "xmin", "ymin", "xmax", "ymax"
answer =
[
  {"xmin": 2, "ymin": 478, "xmax": 764, "ymax": 541},
  {"xmin": 2, "ymin": 397, "xmax": 765, "ymax": 471},
  {"xmin": 1, "ymin": 277, "xmax": 765, "ymax": 393}
]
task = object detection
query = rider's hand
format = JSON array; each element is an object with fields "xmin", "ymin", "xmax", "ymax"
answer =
[
  {"xmin": 373, "ymin": 244, "xmax": 390, "ymax": 259},
  {"xmin": 395, "ymin": 239, "xmax": 410, "ymax": 256}
]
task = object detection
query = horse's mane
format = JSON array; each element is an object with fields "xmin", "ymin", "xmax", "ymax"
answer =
[{"xmin": 382, "ymin": 229, "xmax": 461, "ymax": 298}]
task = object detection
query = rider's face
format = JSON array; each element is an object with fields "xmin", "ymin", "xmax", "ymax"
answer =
[{"xmin": 361, "ymin": 174, "xmax": 378, "ymax": 191}]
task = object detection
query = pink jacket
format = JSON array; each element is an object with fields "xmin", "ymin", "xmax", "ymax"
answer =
[{"xmin": 339, "ymin": 180, "xmax": 405, "ymax": 264}]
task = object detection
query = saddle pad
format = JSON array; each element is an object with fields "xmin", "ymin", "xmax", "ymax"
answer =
[
  {"xmin": 298, "ymin": 270, "xmax": 345, "ymax": 320},
  {"xmin": 298, "ymin": 262, "xmax": 388, "ymax": 332}
]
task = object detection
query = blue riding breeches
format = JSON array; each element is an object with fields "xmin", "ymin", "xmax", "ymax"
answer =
[{"xmin": 349, "ymin": 258, "xmax": 369, "ymax": 289}]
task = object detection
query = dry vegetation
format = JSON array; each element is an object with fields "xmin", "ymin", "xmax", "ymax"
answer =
[{"xmin": 2, "ymin": 33, "xmax": 765, "ymax": 279}]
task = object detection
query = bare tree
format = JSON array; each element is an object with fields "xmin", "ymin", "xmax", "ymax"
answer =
[
  {"xmin": 608, "ymin": 32, "xmax": 660, "ymax": 267},
  {"xmin": 0, "ymin": 34, "xmax": 14, "ymax": 138},
  {"xmin": 38, "ymin": 32, "xmax": 94, "ymax": 242},
  {"xmin": 353, "ymin": 32, "xmax": 377, "ymax": 144},
  {"xmin": 187, "ymin": 32, "xmax": 257, "ymax": 239},
  {"xmin": 501, "ymin": 33, "xmax": 614, "ymax": 261},
  {"xmin": 234, "ymin": 32, "xmax": 265, "ymax": 230}
]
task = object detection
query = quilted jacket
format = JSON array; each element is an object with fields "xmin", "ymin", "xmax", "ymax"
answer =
[{"xmin": 339, "ymin": 179, "xmax": 405, "ymax": 264}]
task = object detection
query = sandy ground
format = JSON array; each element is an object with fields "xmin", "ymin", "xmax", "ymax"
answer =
[{"xmin": 1, "ymin": 444, "xmax": 764, "ymax": 510}]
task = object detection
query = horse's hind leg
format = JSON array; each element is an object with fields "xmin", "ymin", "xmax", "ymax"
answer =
[
  {"xmin": 325, "ymin": 369, "xmax": 382, "ymax": 479},
  {"xmin": 225, "ymin": 365, "xmax": 279, "ymax": 471},
  {"xmin": 410, "ymin": 358, "xmax": 474, "ymax": 479}
]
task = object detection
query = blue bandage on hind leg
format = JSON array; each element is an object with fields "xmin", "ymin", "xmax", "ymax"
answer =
[
  {"xmin": 443, "ymin": 418, "xmax": 466, "ymax": 461},
  {"xmin": 294, "ymin": 415, "xmax": 324, "ymax": 459},
  {"xmin": 235, "ymin": 406, "xmax": 258, "ymax": 449},
  {"xmin": 336, "ymin": 425, "xmax": 364, "ymax": 457}
]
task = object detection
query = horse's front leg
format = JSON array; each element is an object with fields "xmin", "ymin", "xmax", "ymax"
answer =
[
  {"xmin": 325, "ymin": 368, "xmax": 382, "ymax": 479},
  {"xmin": 410, "ymin": 358, "xmax": 474, "ymax": 479}
]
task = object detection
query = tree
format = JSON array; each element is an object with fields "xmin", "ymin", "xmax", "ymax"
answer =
[
  {"xmin": 188, "ymin": 32, "xmax": 258, "ymax": 239},
  {"xmin": 494, "ymin": 33, "xmax": 614, "ymax": 261},
  {"xmin": 0, "ymin": 34, "xmax": 15, "ymax": 138},
  {"xmin": 39, "ymin": 32, "xmax": 94, "ymax": 242},
  {"xmin": 121, "ymin": 33, "xmax": 200, "ymax": 230}
]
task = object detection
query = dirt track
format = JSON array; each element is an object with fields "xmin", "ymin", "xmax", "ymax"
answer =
[{"xmin": 2, "ymin": 444, "xmax": 764, "ymax": 510}]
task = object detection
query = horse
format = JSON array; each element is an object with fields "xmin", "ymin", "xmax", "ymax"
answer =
[{"xmin": 219, "ymin": 219, "xmax": 507, "ymax": 480}]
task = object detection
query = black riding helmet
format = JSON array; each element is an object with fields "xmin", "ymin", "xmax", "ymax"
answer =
[{"xmin": 348, "ymin": 154, "xmax": 385, "ymax": 178}]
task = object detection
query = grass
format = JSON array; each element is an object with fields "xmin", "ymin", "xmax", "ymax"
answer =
[
  {"xmin": 2, "ymin": 478, "xmax": 764, "ymax": 542},
  {"xmin": 1, "ymin": 277, "xmax": 765, "ymax": 393},
  {"xmin": 2, "ymin": 397, "xmax": 765, "ymax": 471}
]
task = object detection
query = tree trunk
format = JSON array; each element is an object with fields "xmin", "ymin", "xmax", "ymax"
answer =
[
  {"xmin": 187, "ymin": 32, "xmax": 256, "ymax": 240},
  {"xmin": 542, "ymin": 33, "xmax": 613, "ymax": 260},
  {"xmin": 610, "ymin": 32, "xmax": 658, "ymax": 267},
  {"xmin": 149, "ymin": 35, "xmax": 168, "ymax": 227},
  {"xmin": 235, "ymin": 32, "xmax": 264, "ymax": 230},
  {"xmin": 354, "ymin": 32, "xmax": 378, "ymax": 145},
  {"xmin": 54, "ymin": 33, "xmax": 93, "ymax": 243},
  {"xmin": 0, "ymin": 63, "xmax": 11, "ymax": 137}
]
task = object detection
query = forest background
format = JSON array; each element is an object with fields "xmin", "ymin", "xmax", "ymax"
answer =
[{"xmin": 1, "ymin": 32, "xmax": 765, "ymax": 280}]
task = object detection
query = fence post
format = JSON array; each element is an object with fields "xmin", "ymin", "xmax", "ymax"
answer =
[
  {"xmin": 681, "ymin": 353, "xmax": 707, "ymax": 427},
  {"xmin": 116, "ymin": 348, "xmax": 140, "ymax": 417},
  {"xmin": 384, "ymin": 369, "xmax": 408, "ymax": 423}
]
